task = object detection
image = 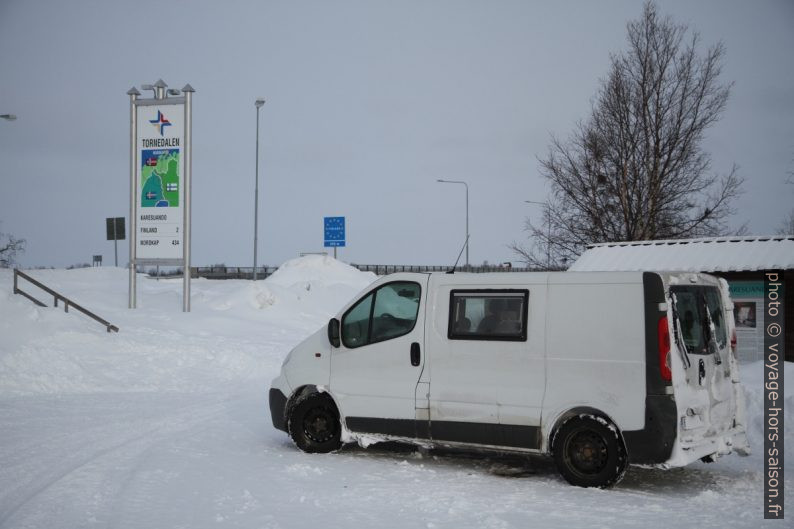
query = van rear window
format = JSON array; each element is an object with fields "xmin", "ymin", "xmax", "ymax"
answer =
[
  {"xmin": 448, "ymin": 289, "xmax": 528, "ymax": 341},
  {"xmin": 670, "ymin": 286, "xmax": 727, "ymax": 354}
]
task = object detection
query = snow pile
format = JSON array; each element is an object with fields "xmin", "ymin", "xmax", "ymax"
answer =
[
  {"xmin": 199, "ymin": 255, "xmax": 375, "ymax": 317},
  {"xmin": 266, "ymin": 254, "xmax": 373, "ymax": 289},
  {"xmin": 0, "ymin": 257, "xmax": 375, "ymax": 396},
  {"xmin": 739, "ymin": 360, "xmax": 793, "ymax": 453}
]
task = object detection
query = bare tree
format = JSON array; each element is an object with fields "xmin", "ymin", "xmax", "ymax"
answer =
[
  {"xmin": 777, "ymin": 210, "xmax": 794, "ymax": 235},
  {"xmin": 778, "ymin": 164, "xmax": 794, "ymax": 235},
  {"xmin": 0, "ymin": 223, "xmax": 25, "ymax": 268},
  {"xmin": 776, "ymin": 157, "xmax": 794, "ymax": 235},
  {"xmin": 513, "ymin": 2, "xmax": 743, "ymax": 267}
]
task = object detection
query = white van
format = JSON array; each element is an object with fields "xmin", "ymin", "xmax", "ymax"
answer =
[{"xmin": 269, "ymin": 271, "xmax": 749, "ymax": 487}]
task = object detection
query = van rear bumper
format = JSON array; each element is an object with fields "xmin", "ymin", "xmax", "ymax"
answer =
[
  {"xmin": 622, "ymin": 394, "xmax": 677, "ymax": 464},
  {"xmin": 671, "ymin": 425, "xmax": 749, "ymax": 465}
]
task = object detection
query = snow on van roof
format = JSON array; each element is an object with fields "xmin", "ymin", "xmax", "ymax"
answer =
[{"xmin": 569, "ymin": 235, "xmax": 794, "ymax": 273}]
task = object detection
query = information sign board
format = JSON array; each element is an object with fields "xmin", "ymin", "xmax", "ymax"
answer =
[{"xmin": 135, "ymin": 104, "xmax": 185, "ymax": 260}]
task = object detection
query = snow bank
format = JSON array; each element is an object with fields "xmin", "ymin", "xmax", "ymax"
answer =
[
  {"xmin": 0, "ymin": 257, "xmax": 375, "ymax": 396},
  {"xmin": 265, "ymin": 254, "xmax": 373, "ymax": 289},
  {"xmin": 738, "ymin": 360, "xmax": 793, "ymax": 453},
  {"xmin": 199, "ymin": 255, "xmax": 374, "ymax": 317}
]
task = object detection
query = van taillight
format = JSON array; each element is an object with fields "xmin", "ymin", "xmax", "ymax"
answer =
[
  {"xmin": 658, "ymin": 316, "xmax": 672, "ymax": 382},
  {"xmin": 731, "ymin": 328, "xmax": 737, "ymax": 354}
]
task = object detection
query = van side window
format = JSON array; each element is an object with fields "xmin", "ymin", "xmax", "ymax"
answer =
[
  {"xmin": 341, "ymin": 282, "xmax": 421, "ymax": 349},
  {"xmin": 448, "ymin": 290, "xmax": 528, "ymax": 341}
]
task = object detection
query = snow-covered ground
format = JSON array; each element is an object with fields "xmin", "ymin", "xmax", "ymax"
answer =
[{"xmin": 0, "ymin": 256, "xmax": 790, "ymax": 528}]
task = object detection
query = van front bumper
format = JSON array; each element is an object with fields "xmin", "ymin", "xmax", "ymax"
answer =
[{"xmin": 269, "ymin": 388, "xmax": 288, "ymax": 432}]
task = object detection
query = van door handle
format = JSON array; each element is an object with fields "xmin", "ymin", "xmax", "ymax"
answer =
[{"xmin": 410, "ymin": 342, "xmax": 421, "ymax": 366}]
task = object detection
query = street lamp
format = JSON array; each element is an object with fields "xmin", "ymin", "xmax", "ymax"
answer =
[
  {"xmin": 525, "ymin": 200, "xmax": 551, "ymax": 270},
  {"xmin": 437, "ymin": 179, "xmax": 469, "ymax": 268},
  {"xmin": 1, "ymin": 114, "xmax": 17, "ymax": 121},
  {"xmin": 253, "ymin": 98, "xmax": 265, "ymax": 281}
]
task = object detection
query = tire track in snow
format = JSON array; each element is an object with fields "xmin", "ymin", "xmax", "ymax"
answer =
[
  {"xmin": 0, "ymin": 395, "xmax": 233, "ymax": 529},
  {"xmin": 105, "ymin": 397, "xmax": 247, "ymax": 529}
]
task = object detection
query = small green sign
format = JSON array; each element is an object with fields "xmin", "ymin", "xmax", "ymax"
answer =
[{"xmin": 729, "ymin": 281, "xmax": 764, "ymax": 299}]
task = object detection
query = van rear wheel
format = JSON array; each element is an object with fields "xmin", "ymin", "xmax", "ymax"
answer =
[
  {"xmin": 288, "ymin": 392, "xmax": 342, "ymax": 453},
  {"xmin": 552, "ymin": 415, "xmax": 627, "ymax": 488}
]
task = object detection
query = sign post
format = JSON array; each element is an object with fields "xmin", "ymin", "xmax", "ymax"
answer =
[
  {"xmin": 182, "ymin": 85, "xmax": 193, "ymax": 312},
  {"xmin": 127, "ymin": 80, "xmax": 194, "ymax": 311},
  {"xmin": 324, "ymin": 216, "xmax": 346, "ymax": 259},
  {"xmin": 105, "ymin": 217, "xmax": 125, "ymax": 267}
]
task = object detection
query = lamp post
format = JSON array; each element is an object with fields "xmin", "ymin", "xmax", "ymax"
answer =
[
  {"xmin": 525, "ymin": 200, "xmax": 551, "ymax": 270},
  {"xmin": 437, "ymin": 179, "xmax": 469, "ymax": 269},
  {"xmin": 253, "ymin": 98, "xmax": 265, "ymax": 280}
]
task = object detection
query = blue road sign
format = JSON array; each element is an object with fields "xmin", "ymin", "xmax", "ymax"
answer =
[{"xmin": 324, "ymin": 216, "xmax": 346, "ymax": 247}]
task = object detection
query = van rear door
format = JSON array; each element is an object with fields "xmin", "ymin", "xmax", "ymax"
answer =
[{"xmin": 670, "ymin": 282, "xmax": 736, "ymax": 443}]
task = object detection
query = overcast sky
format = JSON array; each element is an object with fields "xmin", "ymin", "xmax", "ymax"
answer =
[{"xmin": 1, "ymin": 0, "xmax": 792, "ymax": 269}]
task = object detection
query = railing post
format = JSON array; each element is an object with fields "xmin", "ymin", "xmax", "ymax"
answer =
[{"xmin": 13, "ymin": 269, "xmax": 18, "ymax": 294}]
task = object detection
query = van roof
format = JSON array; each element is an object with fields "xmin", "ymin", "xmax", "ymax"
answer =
[
  {"xmin": 425, "ymin": 270, "xmax": 647, "ymax": 286},
  {"xmin": 376, "ymin": 270, "xmax": 721, "ymax": 288}
]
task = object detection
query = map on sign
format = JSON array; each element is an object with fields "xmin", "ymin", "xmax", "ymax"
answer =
[{"xmin": 141, "ymin": 149, "xmax": 180, "ymax": 208}]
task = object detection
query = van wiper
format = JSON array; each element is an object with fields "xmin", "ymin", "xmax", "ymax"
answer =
[
  {"xmin": 702, "ymin": 297, "xmax": 722, "ymax": 366},
  {"xmin": 670, "ymin": 294, "xmax": 692, "ymax": 369}
]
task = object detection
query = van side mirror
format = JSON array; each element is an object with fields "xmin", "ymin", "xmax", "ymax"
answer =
[{"xmin": 328, "ymin": 318, "xmax": 341, "ymax": 348}]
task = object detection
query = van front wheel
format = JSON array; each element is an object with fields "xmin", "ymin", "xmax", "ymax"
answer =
[
  {"xmin": 552, "ymin": 415, "xmax": 627, "ymax": 488},
  {"xmin": 288, "ymin": 392, "xmax": 342, "ymax": 453}
]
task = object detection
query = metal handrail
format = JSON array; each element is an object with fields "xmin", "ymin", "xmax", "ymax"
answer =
[{"xmin": 13, "ymin": 269, "xmax": 119, "ymax": 333}]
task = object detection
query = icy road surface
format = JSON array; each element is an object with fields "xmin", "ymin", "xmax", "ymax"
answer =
[{"xmin": 0, "ymin": 257, "xmax": 790, "ymax": 528}]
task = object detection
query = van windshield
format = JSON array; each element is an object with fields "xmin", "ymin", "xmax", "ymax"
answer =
[{"xmin": 671, "ymin": 286, "xmax": 727, "ymax": 355}]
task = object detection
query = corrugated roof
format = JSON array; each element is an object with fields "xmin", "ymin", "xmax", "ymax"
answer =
[{"xmin": 568, "ymin": 236, "xmax": 794, "ymax": 273}]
